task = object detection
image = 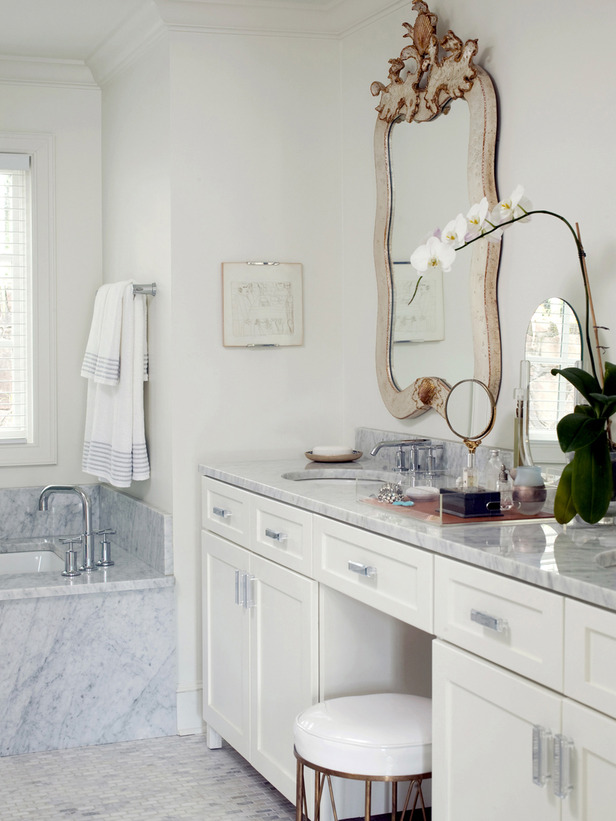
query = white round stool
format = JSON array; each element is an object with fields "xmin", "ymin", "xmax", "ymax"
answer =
[{"xmin": 294, "ymin": 693, "xmax": 432, "ymax": 821}]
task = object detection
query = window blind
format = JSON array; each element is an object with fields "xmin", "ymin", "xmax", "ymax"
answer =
[{"xmin": 0, "ymin": 153, "xmax": 31, "ymax": 443}]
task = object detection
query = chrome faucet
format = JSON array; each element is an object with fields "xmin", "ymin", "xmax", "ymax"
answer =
[
  {"xmin": 370, "ymin": 438, "xmax": 431, "ymax": 473},
  {"xmin": 38, "ymin": 485, "xmax": 96, "ymax": 572}
]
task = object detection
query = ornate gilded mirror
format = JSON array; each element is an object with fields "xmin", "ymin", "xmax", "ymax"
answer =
[{"xmin": 372, "ymin": 1, "xmax": 501, "ymax": 418}]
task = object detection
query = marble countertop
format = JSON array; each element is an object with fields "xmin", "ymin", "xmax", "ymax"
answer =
[
  {"xmin": 199, "ymin": 455, "xmax": 616, "ymax": 612},
  {"xmin": 0, "ymin": 540, "xmax": 174, "ymax": 602}
]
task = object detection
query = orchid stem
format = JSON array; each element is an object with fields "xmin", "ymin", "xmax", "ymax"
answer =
[
  {"xmin": 458, "ymin": 209, "xmax": 600, "ymax": 385},
  {"xmin": 408, "ymin": 275, "xmax": 422, "ymax": 306}
]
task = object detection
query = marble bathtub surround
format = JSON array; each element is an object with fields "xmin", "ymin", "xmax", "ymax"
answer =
[{"xmin": 0, "ymin": 483, "xmax": 171, "ymax": 574}]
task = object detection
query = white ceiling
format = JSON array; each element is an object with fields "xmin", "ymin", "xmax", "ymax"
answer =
[{"xmin": 0, "ymin": 0, "xmax": 354, "ymax": 62}]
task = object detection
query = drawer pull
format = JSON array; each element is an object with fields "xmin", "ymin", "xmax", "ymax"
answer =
[
  {"xmin": 553, "ymin": 735, "xmax": 574, "ymax": 799},
  {"xmin": 265, "ymin": 528, "xmax": 287, "ymax": 542},
  {"xmin": 213, "ymin": 506, "xmax": 232, "ymax": 519},
  {"xmin": 532, "ymin": 725, "xmax": 552, "ymax": 787},
  {"xmin": 348, "ymin": 560, "xmax": 377, "ymax": 578},
  {"xmin": 470, "ymin": 609, "xmax": 508, "ymax": 633}
]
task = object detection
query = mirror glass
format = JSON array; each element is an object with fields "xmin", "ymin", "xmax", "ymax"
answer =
[
  {"xmin": 445, "ymin": 379, "xmax": 495, "ymax": 442},
  {"xmin": 389, "ymin": 106, "xmax": 474, "ymax": 389},
  {"xmin": 524, "ymin": 298, "xmax": 582, "ymax": 444},
  {"xmin": 372, "ymin": 5, "xmax": 500, "ymax": 420}
]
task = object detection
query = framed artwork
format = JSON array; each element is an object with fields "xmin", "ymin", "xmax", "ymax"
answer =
[
  {"xmin": 222, "ymin": 262, "xmax": 303, "ymax": 347},
  {"xmin": 392, "ymin": 263, "xmax": 445, "ymax": 343}
]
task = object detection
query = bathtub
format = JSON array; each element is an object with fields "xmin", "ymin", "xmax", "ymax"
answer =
[{"xmin": 0, "ymin": 549, "xmax": 64, "ymax": 574}]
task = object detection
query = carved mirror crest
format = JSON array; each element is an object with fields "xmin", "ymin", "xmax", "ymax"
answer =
[{"xmin": 372, "ymin": 1, "xmax": 501, "ymax": 419}]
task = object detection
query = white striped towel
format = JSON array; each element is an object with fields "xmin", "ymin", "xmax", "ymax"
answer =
[
  {"xmin": 80, "ymin": 283, "xmax": 125, "ymax": 384},
  {"xmin": 82, "ymin": 281, "xmax": 150, "ymax": 487}
]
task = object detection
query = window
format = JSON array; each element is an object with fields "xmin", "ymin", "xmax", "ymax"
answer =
[
  {"xmin": 524, "ymin": 297, "xmax": 582, "ymax": 463},
  {"xmin": 0, "ymin": 135, "xmax": 55, "ymax": 466}
]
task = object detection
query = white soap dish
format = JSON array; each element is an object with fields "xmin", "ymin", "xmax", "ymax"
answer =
[{"xmin": 305, "ymin": 449, "xmax": 362, "ymax": 463}]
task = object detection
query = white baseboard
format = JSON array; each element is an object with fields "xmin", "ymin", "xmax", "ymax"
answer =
[{"xmin": 176, "ymin": 683, "xmax": 205, "ymax": 736}]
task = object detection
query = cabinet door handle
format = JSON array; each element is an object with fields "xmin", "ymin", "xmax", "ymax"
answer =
[
  {"xmin": 213, "ymin": 506, "xmax": 231, "ymax": 519},
  {"xmin": 243, "ymin": 573, "xmax": 256, "ymax": 609},
  {"xmin": 235, "ymin": 570, "xmax": 245, "ymax": 606},
  {"xmin": 553, "ymin": 734, "xmax": 574, "ymax": 799},
  {"xmin": 347, "ymin": 560, "xmax": 377, "ymax": 578},
  {"xmin": 265, "ymin": 528, "xmax": 287, "ymax": 542},
  {"xmin": 470, "ymin": 609, "xmax": 508, "ymax": 633},
  {"xmin": 532, "ymin": 725, "xmax": 552, "ymax": 787}
]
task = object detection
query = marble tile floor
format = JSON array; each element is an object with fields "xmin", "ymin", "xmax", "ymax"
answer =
[{"xmin": 0, "ymin": 734, "xmax": 296, "ymax": 820}]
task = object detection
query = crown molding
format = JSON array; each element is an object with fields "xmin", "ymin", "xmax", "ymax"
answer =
[
  {"xmin": 87, "ymin": 2, "xmax": 167, "ymax": 87},
  {"xmin": 153, "ymin": 0, "xmax": 407, "ymax": 37},
  {"xmin": 88, "ymin": 0, "xmax": 406, "ymax": 85},
  {"xmin": 0, "ymin": 55, "xmax": 97, "ymax": 88}
]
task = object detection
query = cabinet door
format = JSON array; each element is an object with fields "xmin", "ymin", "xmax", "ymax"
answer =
[
  {"xmin": 202, "ymin": 532, "xmax": 251, "ymax": 759},
  {"xmin": 561, "ymin": 699, "xmax": 616, "ymax": 820},
  {"xmin": 249, "ymin": 554, "xmax": 318, "ymax": 804},
  {"xmin": 433, "ymin": 640, "xmax": 561, "ymax": 821}
]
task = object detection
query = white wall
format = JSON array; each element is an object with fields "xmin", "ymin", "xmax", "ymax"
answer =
[
  {"xmin": 0, "ymin": 80, "xmax": 102, "ymax": 488},
  {"xmin": 101, "ymin": 35, "xmax": 172, "ymax": 513},
  {"xmin": 167, "ymin": 29, "xmax": 343, "ymax": 729},
  {"xmin": 340, "ymin": 0, "xmax": 616, "ymax": 449}
]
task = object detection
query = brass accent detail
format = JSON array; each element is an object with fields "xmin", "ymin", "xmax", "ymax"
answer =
[{"xmin": 294, "ymin": 747, "xmax": 430, "ymax": 821}]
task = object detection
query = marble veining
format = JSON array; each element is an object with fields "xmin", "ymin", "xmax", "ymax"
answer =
[
  {"xmin": 199, "ymin": 453, "xmax": 616, "ymax": 612},
  {"xmin": 0, "ymin": 586, "xmax": 176, "ymax": 756}
]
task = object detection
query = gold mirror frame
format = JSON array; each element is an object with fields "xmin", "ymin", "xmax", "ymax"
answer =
[{"xmin": 372, "ymin": 2, "xmax": 501, "ymax": 419}]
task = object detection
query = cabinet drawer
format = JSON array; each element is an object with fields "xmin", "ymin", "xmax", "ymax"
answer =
[
  {"xmin": 251, "ymin": 495, "xmax": 312, "ymax": 575},
  {"xmin": 314, "ymin": 516, "xmax": 433, "ymax": 632},
  {"xmin": 565, "ymin": 599, "xmax": 616, "ymax": 719},
  {"xmin": 434, "ymin": 557, "xmax": 564, "ymax": 690},
  {"xmin": 202, "ymin": 478, "xmax": 250, "ymax": 547}
]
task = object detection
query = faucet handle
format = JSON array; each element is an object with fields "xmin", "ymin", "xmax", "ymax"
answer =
[
  {"xmin": 60, "ymin": 536, "xmax": 82, "ymax": 577},
  {"xmin": 96, "ymin": 529, "xmax": 115, "ymax": 567}
]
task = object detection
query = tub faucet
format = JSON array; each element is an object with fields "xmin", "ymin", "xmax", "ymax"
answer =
[
  {"xmin": 370, "ymin": 438, "xmax": 431, "ymax": 473},
  {"xmin": 38, "ymin": 485, "xmax": 96, "ymax": 572}
]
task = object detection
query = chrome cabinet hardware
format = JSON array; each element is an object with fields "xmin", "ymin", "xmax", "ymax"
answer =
[
  {"xmin": 234, "ymin": 569, "xmax": 243, "ymax": 606},
  {"xmin": 213, "ymin": 506, "xmax": 231, "ymax": 519},
  {"xmin": 244, "ymin": 574, "xmax": 256, "ymax": 609},
  {"xmin": 265, "ymin": 528, "xmax": 287, "ymax": 542},
  {"xmin": 470, "ymin": 608, "xmax": 508, "ymax": 633},
  {"xmin": 347, "ymin": 560, "xmax": 377, "ymax": 578},
  {"xmin": 532, "ymin": 725, "xmax": 552, "ymax": 787},
  {"xmin": 553, "ymin": 734, "xmax": 574, "ymax": 799}
]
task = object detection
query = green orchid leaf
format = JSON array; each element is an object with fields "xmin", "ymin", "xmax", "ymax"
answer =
[
  {"xmin": 551, "ymin": 367, "xmax": 602, "ymax": 404},
  {"xmin": 574, "ymin": 404, "xmax": 596, "ymax": 418},
  {"xmin": 556, "ymin": 413, "xmax": 606, "ymax": 452},
  {"xmin": 570, "ymin": 437, "xmax": 613, "ymax": 524},
  {"xmin": 554, "ymin": 461, "xmax": 577, "ymax": 524},
  {"xmin": 603, "ymin": 361, "xmax": 616, "ymax": 397}
]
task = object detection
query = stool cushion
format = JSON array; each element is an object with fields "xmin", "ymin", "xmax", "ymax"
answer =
[{"xmin": 294, "ymin": 693, "xmax": 431, "ymax": 778}]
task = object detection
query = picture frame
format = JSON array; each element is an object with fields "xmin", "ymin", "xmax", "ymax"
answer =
[
  {"xmin": 222, "ymin": 262, "xmax": 303, "ymax": 347},
  {"xmin": 392, "ymin": 262, "xmax": 445, "ymax": 343}
]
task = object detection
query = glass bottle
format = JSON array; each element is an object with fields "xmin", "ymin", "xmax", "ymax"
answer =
[
  {"xmin": 484, "ymin": 449, "xmax": 501, "ymax": 490},
  {"xmin": 496, "ymin": 464, "xmax": 514, "ymax": 510}
]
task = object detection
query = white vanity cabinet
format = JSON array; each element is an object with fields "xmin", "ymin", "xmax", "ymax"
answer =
[
  {"xmin": 201, "ymin": 479, "xmax": 318, "ymax": 802},
  {"xmin": 433, "ymin": 556, "xmax": 616, "ymax": 820}
]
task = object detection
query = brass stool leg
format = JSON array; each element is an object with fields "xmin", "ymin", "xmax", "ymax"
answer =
[
  {"xmin": 364, "ymin": 780, "xmax": 372, "ymax": 821},
  {"xmin": 295, "ymin": 758, "xmax": 303, "ymax": 821}
]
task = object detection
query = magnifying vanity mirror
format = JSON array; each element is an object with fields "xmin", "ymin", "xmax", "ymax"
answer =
[
  {"xmin": 445, "ymin": 378, "xmax": 496, "ymax": 487},
  {"xmin": 372, "ymin": 1, "xmax": 501, "ymax": 419}
]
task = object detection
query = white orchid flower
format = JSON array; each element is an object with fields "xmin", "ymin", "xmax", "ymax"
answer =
[
  {"xmin": 410, "ymin": 235, "xmax": 457, "ymax": 273},
  {"xmin": 466, "ymin": 197, "xmax": 490, "ymax": 237},
  {"xmin": 442, "ymin": 213, "xmax": 468, "ymax": 247},
  {"xmin": 492, "ymin": 184, "xmax": 532, "ymax": 224}
]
